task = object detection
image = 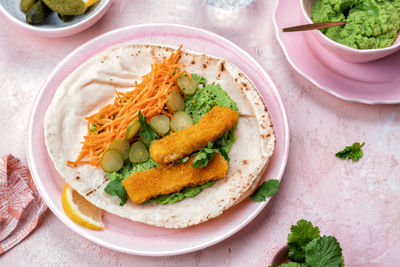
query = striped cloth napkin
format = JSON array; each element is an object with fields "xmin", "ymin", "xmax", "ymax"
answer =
[{"xmin": 0, "ymin": 154, "xmax": 47, "ymax": 255}]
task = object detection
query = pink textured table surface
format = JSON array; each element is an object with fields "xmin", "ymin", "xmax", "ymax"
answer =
[{"xmin": 1, "ymin": 0, "xmax": 399, "ymax": 266}]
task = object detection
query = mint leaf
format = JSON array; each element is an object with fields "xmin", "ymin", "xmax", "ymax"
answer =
[
  {"xmin": 176, "ymin": 156, "xmax": 189, "ymax": 163},
  {"xmin": 90, "ymin": 124, "xmax": 97, "ymax": 132},
  {"xmin": 104, "ymin": 179, "xmax": 127, "ymax": 205},
  {"xmin": 192, "ymin": 149, "xmax": 214, "ymax": 168},
  {"xmin": 287, "ymin": 219, "xmax": 321, "ymax": 263},
  {"xmin": 250, "ymin": 179, "xmax": 280, "ymax": 202},
  {"xmin": 191, "ymin": 73, "xmax": 207, "ymax": 84},
  {"xmin": 305, "ymin": 236, "xmax": 344, "ymax": 267},
  {"xmin": 335, "ymin": 142, "xmax": 364, "ymax": 161},
  {"xmin": 192, "ymin": 142, "xmax": 222, "ymax": 168},
  {"xmin": 138, "ymin": 111, "xmax": 157, "ymax": 146},
  {"xmin": 214, "ymin": 129, "xmax": 235, "ymax": 162}
]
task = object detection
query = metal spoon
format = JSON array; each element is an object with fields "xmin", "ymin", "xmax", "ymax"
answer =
[{"xmin": 282, "ymin": 21, "xmax": 347, "ymax": 32}]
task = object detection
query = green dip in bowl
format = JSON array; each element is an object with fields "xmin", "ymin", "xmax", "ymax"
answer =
[{"xmin": 311, "ymin": 0, "xmax": 400, "ymax": 49}]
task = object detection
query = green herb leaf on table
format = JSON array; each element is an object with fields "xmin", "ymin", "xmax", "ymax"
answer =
[
  {"xmin": 104, "ymin": 179, "xmax": 127, "ymax": 206},
  {"xmin": 250, "ymin": 179, "xmax": 280, "ymax": 202},
  {"xmin": 287, "ymin": 219, "xmax": 321, "ymax": 263},
  {"xmin": 335, "ymin": 142, "xmax": 365, "ymax": 161},
  {"xmin": 191, "ymin": 73, "xmax": 207, "ymax": 84},
  {"xmin": 138, "ymin": 111, "xmax": 157, "ymax": 146},
  {"xmin": 305, "ymin": 236, "xmax": 344, "ymax": 267}
]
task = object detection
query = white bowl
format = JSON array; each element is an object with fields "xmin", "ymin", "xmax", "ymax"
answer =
[
  {"xmin": 0, "ymin": 0, "xmax": 112, "ymax": 38},
  {"xmin": 301, "ymin": 0, "xmax": 400, "ymax": 63}
]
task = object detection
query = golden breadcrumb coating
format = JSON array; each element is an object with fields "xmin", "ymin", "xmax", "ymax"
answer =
[
  {"xmin": 150, "ymin": 106, "xmax": 238, "ymax": 164},
  {"xmin": 122, "ymin": 153, "xmax": 228, "ymax": 204}
]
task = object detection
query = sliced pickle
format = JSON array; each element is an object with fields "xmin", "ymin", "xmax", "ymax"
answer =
[
  {"xmin": 58, "ymin": 13, "xmax": 74, "ymax": 22},
  {"xmin": 167, "ymin": 90, "xmax": 185, "ymax": 112},
  {"xmin": 20, "ymin": 0, "xmax": 36, "ymax": 12},
  {"xmin": 109, "ymin": 139, "xmax": 130, "ymax": 160},
  {"xmin": 176, "ymin": 75, "xmax": 199, "ymax": 95},
  {"xmin": 170, "ymin": 111, "xmax": 193, "ymax": 132},
  {"xmin": 125, "ymin": 119, "xmax": 140, "ymax": 140},
  {"xmin": 129, "ymin": 141, "xmax": 149, "ymax": 163},
  {"xmin": 26, "ymin": 1, "xmax": 51, "ymax": 25},
  {"xmin": 149, "ymin": 115, "xmax": 170, "ymax": 135},
  {"xmin": 101, "ymin": 150, "xmax": 123, "ymax": 172}
]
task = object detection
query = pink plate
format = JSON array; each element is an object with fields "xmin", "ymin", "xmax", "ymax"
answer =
[
  {"xmin": 273, "ymin": 0, "xmax": 400, "ymax": 104},
  {"xmin": 27, "ymin": 24, "xmax": 289, "ymax": 256}
]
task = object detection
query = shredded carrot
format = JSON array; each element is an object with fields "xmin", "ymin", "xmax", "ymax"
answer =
[
  {"xmin": 67, "ymin": 46, "xmax": 185, "ymax": 167},
  {"xmin": 183, "ymin": 70, "xmax": 192, "ymax": 79}
]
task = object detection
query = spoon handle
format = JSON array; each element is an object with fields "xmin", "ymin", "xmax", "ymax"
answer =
[{"xmin": 282, "ymin": 21, "xmax": 347, "ymax": 32}]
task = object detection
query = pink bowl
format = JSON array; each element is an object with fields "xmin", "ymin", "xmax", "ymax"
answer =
[
  {"xmin": 300, "ymin": 0, "xmax": 400, "ymax": 63},
  {"xmin": 268, "ymin": 244, "xmax": 290, "ymax": 265}
]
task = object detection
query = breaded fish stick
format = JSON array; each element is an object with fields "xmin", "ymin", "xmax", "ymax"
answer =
[
  {"xmin": 150, "ymin": 105, "xmax": 238, "ymax": 164},
  {"xmin": 122, "ymin": 153, "xmax": 228, "ymax": 204}
]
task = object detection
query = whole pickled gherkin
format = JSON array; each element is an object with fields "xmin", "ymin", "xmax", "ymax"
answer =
[
  {"xmin": 26, "ymin": 1, "xmax": 51, "ymax": 25},
  {"xmin": 20, "ymin": 0, "xmax": 36, "ymax": 12},
  {"xmin": 42, "ymin": 0, "xmax": 86, "ymax": 15}
]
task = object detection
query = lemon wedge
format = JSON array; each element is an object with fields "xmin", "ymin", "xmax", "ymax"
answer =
[
  {"xmin": 84, "ymin": 0, "xmax": 99, "ymax": 8},
  {"xmin": 42, "ymin": 0, "xmax": 99, "ymax": 15},
  {"xmin": 61, "ymin": 184, "xmax": 104, "ymax": 230}
]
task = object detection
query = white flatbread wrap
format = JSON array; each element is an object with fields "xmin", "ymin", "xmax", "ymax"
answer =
[{"xmin": 44, "ymin": 45, "xmax": 275, "ymax": 228}]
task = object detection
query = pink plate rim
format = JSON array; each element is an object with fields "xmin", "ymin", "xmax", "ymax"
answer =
[
  {"xmin": 27, "ymin": 23, "xmax": 289, "ymax": 256},
  {"xmin": 273, "ymin": 0, "xmax": 400, "ymax": 105}
]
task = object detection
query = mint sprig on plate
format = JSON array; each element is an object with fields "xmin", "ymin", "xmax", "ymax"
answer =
[{"xmin": 104, "ymin": 179, "xmax": 127, "ymax": 206}]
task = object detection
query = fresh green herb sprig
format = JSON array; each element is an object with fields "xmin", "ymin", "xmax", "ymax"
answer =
[
  {"xmin": 192, "ymin": 142, "xmax": 220, "ymax": 168},
  {"xmin": 104, "ymin": 179, "xmax": 127, "ymax": 206},
  {"xmin": 335, "ymin": 142, "xmax": 364, "ymax": 161},
  {"xmin": 251, "ymin": 179, "xmax": 280, "ymax": 202},
  {"xmin": 192, "ymin": 142, "xmax": 229, "ymax": 168},
  {"xmin": 138, "ymin": 111, "xmax": 157, "ymax": 147},
  {"xmin": 176, "ymin": 156, "xmax": 189, "ymax": 163},
  {"xmin": 288, "ymin": 220, "xmax": 320, "ymax": 262},
  {"xmin": 270, "ymin": 220, "xmax": 344, "ymax": 267},
  {"xmin": 305, "ymin": 236, "xmax": 344, "ymax": 267}
]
